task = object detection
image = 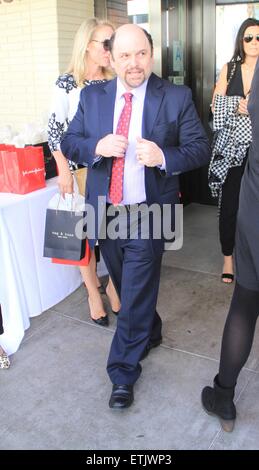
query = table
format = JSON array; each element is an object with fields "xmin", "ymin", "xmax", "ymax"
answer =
[{"xmin": 0, "ymin": 178, "xmax": 82, "ymax": 355}]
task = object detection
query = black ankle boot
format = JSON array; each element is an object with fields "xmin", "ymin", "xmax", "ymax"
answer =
[{"xmin": 201, "ymin": 374, "xmax": 236, "ymax": 432}]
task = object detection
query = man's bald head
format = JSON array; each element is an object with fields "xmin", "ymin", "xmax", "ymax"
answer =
[
  {"xmin": 109, "ymin": 24, "xmax": 153, "ymax": 57},
  {"xmin": 108, "ymin": 24, "xmax": 154, "ymax": 90}
]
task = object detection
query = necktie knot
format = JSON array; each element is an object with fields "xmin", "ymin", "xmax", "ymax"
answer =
[{"xmin": 123, "ymin": 92, "xmax": 133, "ymax": 103}]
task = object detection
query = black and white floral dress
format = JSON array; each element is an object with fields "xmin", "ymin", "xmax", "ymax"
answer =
[{"xmin": 47, "ymin": 73, "xmax": 106, "ymax": 169}]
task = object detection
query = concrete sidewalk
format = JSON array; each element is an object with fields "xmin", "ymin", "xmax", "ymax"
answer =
[{"xmin": 1, "ymin": 203, "xmax": 259, "ymax": 450}]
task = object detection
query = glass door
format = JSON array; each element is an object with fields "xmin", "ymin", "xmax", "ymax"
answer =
[{"xmin": 162, "ymin": 0, "xmax": 187, "ymax": 84}]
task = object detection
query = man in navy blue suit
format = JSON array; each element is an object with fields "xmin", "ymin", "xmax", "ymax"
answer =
[{"xmin": 61, "ymin": 24, "xmax": 210, "ymax": 409}]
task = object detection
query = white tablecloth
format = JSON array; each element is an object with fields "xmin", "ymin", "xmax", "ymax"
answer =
[{"xmin": 0, "ymin": 178, "xmax": 82, "ymax": 355}]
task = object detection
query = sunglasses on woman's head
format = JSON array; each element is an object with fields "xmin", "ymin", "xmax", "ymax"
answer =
[
  {"xmin": 91, "ymin": 39, "xmax": 111, "ymax": 51},
  {"xmin": 243, "ymin": 34, "xmax": 259, "ymax": 43}
]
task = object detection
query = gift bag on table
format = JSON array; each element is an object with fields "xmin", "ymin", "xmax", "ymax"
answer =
[
  {"xmin": 28, "ymin": 142, "xmax": 58, "ymax": 180},
  {"xmin": 43, "ymin": 189, "xmax": 90, "ymax": 265},
  {"xmin": 0, "ymin": 144, "xmax": 16, "ymax": 192},
  {"xmin": 0, "ymin": 145, "xmax": 46, "ymax": 194}
]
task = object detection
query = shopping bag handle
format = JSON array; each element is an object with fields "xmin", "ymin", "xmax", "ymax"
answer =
[
  {"xmin": 56, "ymin": 193, "xmax": 75, "ymax": 214},
  {"xmin": 55, "ymin": 174, "xmax": 80, "ymax": 213}
]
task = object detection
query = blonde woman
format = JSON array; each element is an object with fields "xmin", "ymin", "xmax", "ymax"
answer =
[{"xmin": 48, "ymin": 18, "xmax": 120, "ymax": 325}]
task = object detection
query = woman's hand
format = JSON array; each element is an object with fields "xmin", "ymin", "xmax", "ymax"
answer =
[
  {"xmin": 237, "ymin": 97, "xmax": 249, "ymax": 115},
  {"xmin": 52, "ymin": 150, "xmax": 74, "ymax": 197},
  {"xmin": 58, "ymin": 166, "xmax": 74, "ymax": 197}
]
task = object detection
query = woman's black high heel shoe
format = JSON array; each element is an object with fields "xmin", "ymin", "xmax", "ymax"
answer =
[
  {"xmin": 91, "ymin": 314, "xmax": 109, "ymax": 326},
  {"xmin": 88, "ymin": 296, "xmax": 109, "ymax": 327}
]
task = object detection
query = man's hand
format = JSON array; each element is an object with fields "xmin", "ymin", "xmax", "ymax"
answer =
[
  {"xmin": 95, "ymin": 134, "xmax": 128, "ymax": 158},
  {"xmin": 136, "ymin": 137, "xmax": 164, "ymax": 167}
]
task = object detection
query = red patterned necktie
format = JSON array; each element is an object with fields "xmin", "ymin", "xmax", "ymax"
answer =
[{"xmin": 109, "ymin": 92, "xmax": 133, "ymax": 205}]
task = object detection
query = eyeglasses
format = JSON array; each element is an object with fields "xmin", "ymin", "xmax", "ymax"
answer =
[
  {"xmin": 91, "ymin": 39, "xmax": 110, "ymax": 51},
  {"xmin": 243, "ymin": 34, "xmax": 259, "ymax": 43}
]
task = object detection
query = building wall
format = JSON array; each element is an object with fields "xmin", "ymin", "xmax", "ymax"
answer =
[
  {"xmin": 0, "ymin": 0, "xmax": 94, "ymax": 131},
  {"xmin": 106, "ymin": 0, "xmax": 128, "ymax": 26},
  {"xmin": 57, "ymin": 0, "xmax": 94, "ymax": 75},
  {"xmin": 0, "ymin": 0, "xmax": 57, "ymax": 129},
  {"xmin": 94, "ymin": 0, "xmax": 128, "ymax": 27}
]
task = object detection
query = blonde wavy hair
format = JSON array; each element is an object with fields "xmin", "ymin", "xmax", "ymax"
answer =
[{"xmin": 66, "ymin": 18, "xmax": 115, "ymax": 87}]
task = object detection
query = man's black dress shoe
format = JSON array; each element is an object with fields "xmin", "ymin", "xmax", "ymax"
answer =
[
  {"xmin": 140, "ymin": 338, "xmax": 162, "ymax": 360},
  {"xmin": 109, "ymin": 384, "xmax": 134, "ymax": 409},
  {"xmin": 91, "ymin": 315, "xmax": 109, "ymax": 327}
]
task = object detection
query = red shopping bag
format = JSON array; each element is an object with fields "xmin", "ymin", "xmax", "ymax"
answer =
[
  {"xmin": 51, "ymin": 241, "xmax": 91, "ymax": 266},
  {"xmin": 0, "ymin": 145, "xmax": 46, "ymax": 194},
  {"xmin": 0, "ymin": 144, "xmax": 16, "ymax": 192}
]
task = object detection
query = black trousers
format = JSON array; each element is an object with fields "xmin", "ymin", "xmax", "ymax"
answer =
[{"xmin": 219, "ymin": 157, "xmax": 247, "ymax": 256}]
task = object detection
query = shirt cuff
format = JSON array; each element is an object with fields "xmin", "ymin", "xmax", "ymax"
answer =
[
  {"xmin": 157, "ymin": 152, "xmax": 166, "ymax": 171},
  {"xmin": 93, "ymin": 155, "xmax": 102, "ymax": 165}
]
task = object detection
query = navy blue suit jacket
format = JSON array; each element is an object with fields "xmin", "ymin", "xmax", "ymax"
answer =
[{"xmin": 61, "ymin": 73, "xmax": 210, "ymax": 247}]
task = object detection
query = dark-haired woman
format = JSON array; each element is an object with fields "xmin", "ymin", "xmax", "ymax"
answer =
[
  {"xmin": 211, "ymin": 18, "xmax": 259, "ymax": 284},
  {"xmin": 202, "ymin": 61, "xmax": 259, "ymax": 432}
]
